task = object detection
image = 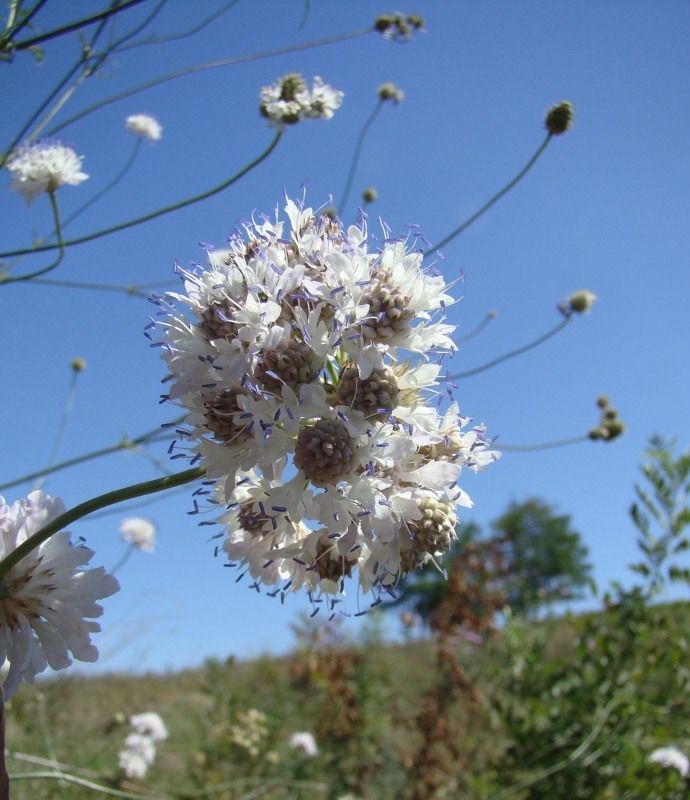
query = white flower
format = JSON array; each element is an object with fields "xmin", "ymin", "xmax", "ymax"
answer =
[
  {"xmin": 119, "ymin": 517, "xmax": 156, "ymax": 553},
  {"xmin": 129, "ymin": 712, "xmax": 168, "ymax": 742},
  {"xmin": 125, "ymin": 114, "xmax": 162, "ymax": 142},
  {"xmin": 649, "ymin": 745, "xmax": 690, "ymax": 777},
  {"xmin": 118, "ymin": 733, "xmax": 156, "ymax": 779},
  {"xmin": 289, "ymin": 731, "xmax": 318, "ymax": 757},
  {"xmin": 259, "ymin": 73, "xmax": 342, "ymax": 128},
  {"xmin": 151, "ymin": 193, "xmax": 497, "ymax": 608},
  {"xmin": 6, "ymin": 140, "xmax": 88, "ymax": 205},
  {"xmin": 0, "ymin": 491, "xmax": 120, "ymax": 699}
]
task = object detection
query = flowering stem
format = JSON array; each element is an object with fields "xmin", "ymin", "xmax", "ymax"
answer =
[
  {"xmin": 0, "ymin": 131, "xmax": 282, "ymax": 261},
  {"xmin": 339, "ymin": 99, "xmax": 383, "ymax": 216},
  {"xmin": 0, "ymin": 416, "xmax": 184, "ymax": 492},
  {"xmin": 61, "ymin": 137, "xmax": 144, "ymax": 231},
  {"xmin": 424, "ymin": 133, "xmax": 553, "ymax": 257},
  {"xmin": 0, "ymin": 466, "xmax": 205, "ymax": 579},
  {"xmin": 25, "ymin": 277, "xmax": 175, "ymax": 297},
  {"xmin": 0, "ymin": 192, "xmax": 66, "ymax": 284},
  {"xmin": 455, "ymin": 310, "xmax": 496, "ymax": 344},
  {"xmin": 6, "ymin": 0, "xmax": 148, "ymax": 52},
  {"xmin": 46, "ymin": 26, "xmax": 374, "ymax": 138},
  {"xmin": 498, "ymin": 435, "xmax": 588, "ymax": 452},
  {"xmin": 109, "ymin": 542, "xmax": 136, "ymax": 576},
  {"xmin": 449, "ymin": 315, "xmax": 571, "ymax": 380},
  {"xmin": 32, "ymin": 363, "xmax": 83, "ymax": 492}
]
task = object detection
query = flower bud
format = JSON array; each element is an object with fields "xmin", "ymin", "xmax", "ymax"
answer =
[
  {"xmin": 378, "ymin": 82, "xmax": 404, "ymax": 104},
  {"xmin": 295, "ymin": 418, "xmax": 356, "ymax": 484},
  {"xmin": 545, "ymin": 101, "xmax": 574, "ymax": 135},
  {"xmin": 71, "ymin": 357, "xmax": 87, "ymax": 372},
  {"xmin": 362, "ymin": 186, "xmax": 378, "ymax": 203}
]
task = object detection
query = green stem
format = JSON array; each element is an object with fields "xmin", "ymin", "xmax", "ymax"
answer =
[
  {"xmin": 25, "ymin": 277, "xmax": 175, "ymax": 296},
  {"xmin": 32, "ymin": 365, "xmax": 82, "ymax": 492},
  {"xmin": 46, "ymin": 26, "xmax": 373, "ymax": 138},
  {"xmin": 449, "ymin": 316, "xmax": 571, "ymax": 380},
  {"xmin": 1, "ymin": 191, "xmax": 65, "ymax": 283},
  {"xmin": 424, "ymin": 133, "xmax": 553, "ymax": 258},
  {"xmin": 9, "ymin": 0, "xmax": 148, "ymax": 52},
  {"xmin": 498, "ymin": 435, "xmax": 588, "ymax": 452},
  {"xmin": 0, "ymin": 131, "xmax": 282, "ymax": 261},
  {"xmin": 1, "ymin": 0, "xmax": 48, "ymax": 43},
  {"xmin": 455, "ymin": 311, "xmax": 495, "ymax": 344},
  {"xmin": 339, "ymin": 100, "xmax": 383, "ymax": 216},
  {"xmin": 0, "ymin": 415, "xmax": 184, "ymax": 492},
  {"xmin": 110, "ymin": 542, "xmax": 136, "ymax": 576},
  {"xmin": 0, "ymin": 467, "xmax": 205, "ymax": 579}
]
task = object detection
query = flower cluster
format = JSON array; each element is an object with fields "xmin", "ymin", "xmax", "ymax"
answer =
[
  {"xmin": 118, "ymin": 712, "xmax": 169, "ymax": 780},
  {"xmin": 259, "ymin": 74, "xmax": 343, "ymax": 129},
  {"xmin": 119, "ymin": 516, "xmax": 156, "ymax": 553},
  {"xmin": 125, "ymin": 113, "xmax": 163, "ymax": 142},
  {"xmin": 151, "ymin": 195, "xmax": 498, "ymax": 612},
  {"xmin": 5, "ymin": 139, "xmax": 88, "ymax": 205},
  {"xmin": 0, "ymin": 491, "xmax": 119, "ymax": 698}
]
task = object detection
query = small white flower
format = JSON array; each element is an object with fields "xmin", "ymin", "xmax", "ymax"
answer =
[
  {"xmin": 119, "ymin": 517, "xmax": 156, "ymax": 554},
  {"xmin": 6, "ymin": 140, "xmax": 88, "ymax": 205},
  {"xmin": 649, "ymin": 745, "xmax": 690, "ymax": 777},
  {"xmin": 289, "ymin": 731, "xmax": 318, "ymax": 757},
  {"xmin": 259, "ymin": 73, "xmax": 343, "ymax": 128},
  {"xmin": 0, "ymin": 491, "xmax": 119, "ymax": 699},
  {"xmin": 118, "ymin": 733, "xmax": 156, "ymax": 779},
  {"xmin": 129, "ymin": 712, "xmax": 168, "ymax": 742},
  {"xmin": 125, "ymin": 114, "xmax": 163, "ymax": 142}
]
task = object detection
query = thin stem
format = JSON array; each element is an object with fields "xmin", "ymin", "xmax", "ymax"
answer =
[
  {"xmin": 110, "ymin": 542, "xmax": 136, "ymax": 575},
  {"xmin": 424, "ymin": 133, "xmax": 553, "ymax": 258},
  {"xmin": 115, "ymin": 0, "xmax": 239, "ymax": 52},
  {"xmin": 3, "ymin": 5, "xmax": 116, "ymax": 159},
  {"xmin": 455, "ymin": 310, "xmax": 496, "ymax": 344},
  {"xmin": 45, "ymin": 26, "xmax": 373, "ymax": 138},
  {"xmin": 449, "ymin": 316, "xmax": 571, "ymax": 380},
  {"xmin": 0, "ymin": 415, "xmax": 184, "ymax": 492},
  {"xmin": 1, "ymin": 0, "xmax": 49, "ymax": 42},
  {"xmin": 0, "ymin": 130, "xmax": 283, "ymax": 260},
  {"xmin": 60, "ymin": 136, "xmax": 143, "ymax": 231},
  {"xmin": 8, "ymin": 770, "xmax": 160, "ymax": 799},
  {"xmin": 25, "ymin": 277, "xmax": 175, "ymax": 296},
  {"xmin": 10, "ymin": 0, "xmax": 148, "ymax": 52},
  {"xmin": 0, "ymin": 191, "xmax": 65, "ymax": 283},
  {"xmin": 0, "ymin": 466, "xmax": 205, "ymax": 579},
  {"xmin": 32, "ymin": 365, "xmax": 83, "ymax": 492},
  {"xmin": 339, "ymin": 100, "xmax": 383, "ymax": 217},
  {"xmin": 498, "ymin": 435, "xmax": 588, "ymax": 452}
]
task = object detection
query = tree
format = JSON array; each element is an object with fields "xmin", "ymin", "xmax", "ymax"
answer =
[
  {"xmin": 391, "ymin": 498, "xmax": 593, "ymax": 624},
  {"xmin": 494, "ymin": 498, "xmax": 593, "ymax": 617}
]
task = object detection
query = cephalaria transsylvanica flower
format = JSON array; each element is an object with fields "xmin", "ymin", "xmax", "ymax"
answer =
[{"xmin": 148, "ymin": 194, "xmax": 499, "ymax": 616}]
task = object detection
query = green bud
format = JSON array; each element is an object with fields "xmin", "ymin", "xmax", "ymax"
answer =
[{"xmin": 362, "ymin": 186, "xmax": 378, "ymax": 203}]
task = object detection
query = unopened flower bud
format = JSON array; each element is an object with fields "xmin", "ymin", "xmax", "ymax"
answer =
[
  {"xmin": 545, "ymin": 101, "xmax": 574, "ymax": 135},
  {"xmin": 603, "ymin": 407, "xmax": 618, "ymax": 420},
  {"xmin": 378, "ymin": 82, "xmax": 404, "ymax": 104},
  {"xmin": 561, "ymin": 289, "xmax": 597, "ymax": 316},
  {"xmin": 588, "ymin": 427, "xmax": 602, "ymax": 440},
  {"xmin": 602, "ymin": 419, "xmax": 625, "ymax": 441},
  {"xmin": 335, "ymin": 366, "xmax": 400, "ymax": 419},
  {"xmin": 362, "ymin": 186, "xmax": 378, "ymax": 203},
  {"xmin": 295, "ymin": 418, "xmax": 356, "ymax": 484},
  {"xmin": 71, "ymin": 357, "xmax": 87, "ymax": 372},
  {"xmin": 409, "ymin": 495, "xmax": 457, "ymax": 556},
  {"xmin": 596, "ymin": 395, "xmax": 610, "ymax": 409}
]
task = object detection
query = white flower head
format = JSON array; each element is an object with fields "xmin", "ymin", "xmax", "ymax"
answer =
[
  {"xmin": 119, "ymin": 517, "xmax": 156, "ymax": 553},
  {"xmin": 289, "ymin": 731, "xmax": 318, "ymax": 757},
  {"xmin": 129, "ymin": 712, "xmax": 168, "ymax": 742},
  {"xmin": 6, "ymin": 139, "xmax": 88, "ymax": 205},
  {"xmin": 118, "ymin": 733, "xmax": 156, "ymax": 779},
  {"xmin": 0, "ymin": 491, "xmax": 119, "ymax": 698},
  {"xmin": 152, "ymin": 193, "xmax": 497, "ymax": 610},
  {"xmin": 259, "ymin": 73, "xmax": 342, "ymax": 128},
  {"xmin": 649, "ymin": 745, "xmax": 690, "ymax": 777},
  {"xmin": 125, "ymin": 114, "xmax": 163, "ymax": 142}
]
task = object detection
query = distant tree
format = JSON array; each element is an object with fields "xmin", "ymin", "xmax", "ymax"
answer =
[
  {"xmin": 493, "ymin": 497, "xmax": 593, "ymax": 617},
  {"xmin": 390, "ymin": 498, "xmax": 593, "ymax": 624}
]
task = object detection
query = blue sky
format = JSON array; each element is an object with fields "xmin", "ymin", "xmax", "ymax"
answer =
[{"xmin": 1, "ymin": 0, "xmax": 689, "ymax": 675}]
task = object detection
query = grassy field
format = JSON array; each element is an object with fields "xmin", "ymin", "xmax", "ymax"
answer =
[{"xmin": 4, "ymin": 601, "xmax": 690, "ymax": 799}]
